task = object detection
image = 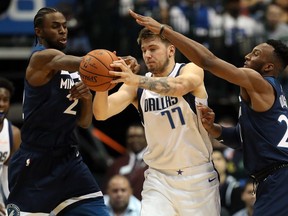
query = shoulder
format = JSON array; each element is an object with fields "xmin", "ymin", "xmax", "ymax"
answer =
[
  {"xmin": 180, "ymin": 62, "xmax": 204, "ymax": 76},
  {"xmin": 11, "ymin": 125, "xmax": 21, "ymax": 138}
]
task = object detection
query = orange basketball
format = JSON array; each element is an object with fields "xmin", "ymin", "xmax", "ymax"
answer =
[{"xmin": 79, "ymin": 49, "xmax": 119, "ymax": 92}]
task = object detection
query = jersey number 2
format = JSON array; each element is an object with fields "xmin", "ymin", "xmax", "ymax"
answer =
[
  {"xmin": 64, "ymin": 94, "xmax": 78, "ymax": 115},
  {"xmin": 278, "ymin": 114, "xmax": 288, "ymax": 148}
]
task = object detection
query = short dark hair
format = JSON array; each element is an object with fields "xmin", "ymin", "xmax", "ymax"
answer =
[
  {"xmin": 0, "ymin": 77, "xmax": 15, "ymax": 96},
  {"xmin": 34, "ymin": 7, "xmax": 58, "ymax": 29},
  {"xmin": 33, "ymin": 7, "xmax": 59, "ymax": 45},
  {"xmin": 267, "ymin": 39, "xmax": 288, "ymax": 70}
]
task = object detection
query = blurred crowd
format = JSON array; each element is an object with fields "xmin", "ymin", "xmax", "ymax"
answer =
[{"xmin": 1, "ymin": 1, "xmax": 288, "ymax": 214}]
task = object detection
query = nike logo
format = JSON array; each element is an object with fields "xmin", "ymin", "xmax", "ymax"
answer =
[{"xmin": 208, "ymin": 177, "xmax": 216, "ymax": 182}]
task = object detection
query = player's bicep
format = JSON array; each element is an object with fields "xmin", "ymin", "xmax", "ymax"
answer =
[
  {"xmin": 176, "ymin": 63, "xmax": 204, "ymax": 93},
  {"xmin": 26, "ymin": 50, "xmax": 63, "ymax": 85}
]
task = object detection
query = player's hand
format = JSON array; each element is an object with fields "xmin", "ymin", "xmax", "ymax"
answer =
[
  {"xmin": 69, "ymin": 81, "xmax": 92, "ymax": 100},
  {"xmin": 129, "ymin": 9, "xmax": 162, "ymax": 34},
  {"xmin": 0, "ymin": 203, "xmax": 6, "ymax": 216},
  {"xmin": 109, "ymin": 59, "xmax": 139, "ymax": 86},
  {"xmin": 121, "ymin": 56, "xmax": 140, "ymax": 74},
  {"xmin": 197, "ymin": 103, "xmax": 215, "ymax": 131}
]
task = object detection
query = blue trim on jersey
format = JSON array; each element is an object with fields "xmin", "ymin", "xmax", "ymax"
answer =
[
  {"xmin": 31, "ymin": 43, "xmax": 45, "ymax": 54},
  {"xmin": 8, "ymin": 120, "xmax": 13, "ymax": 151},
  {"xmin": 136, "ymin": 63, "xmax": 198, "ymax": 122},
  {"xmin": 137, "ymin": 88, "xmax": 144, "ymax": 124}
]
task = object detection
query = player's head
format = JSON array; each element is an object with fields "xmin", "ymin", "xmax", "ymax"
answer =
[
  {"xmin": 137, "ymin": 27, "xmax": 175, "ymax": 74},
  {"xmin": 244, "ymin": 39, "xmax": 288, "ymax": 76},
  {"xmin": 34, "ymin": 7, "xmax": 67, "ymax": 50},
  {"xmin": 0, "ymin": 77, "xmax": 14, "ymax": 123}
]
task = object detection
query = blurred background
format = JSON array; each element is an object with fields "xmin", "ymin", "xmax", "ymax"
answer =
[{"xmin": 1, "ymin": 0, "xmax": 288, "ymax": 187}]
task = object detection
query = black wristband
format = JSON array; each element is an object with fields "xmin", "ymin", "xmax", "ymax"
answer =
[{"xmin": 159, "ymin": 25, "xmax": 165, "ymax": 39}]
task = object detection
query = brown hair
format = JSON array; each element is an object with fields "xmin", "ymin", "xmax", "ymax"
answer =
[{"xmin": 137, "ymin": 27, "xmax": 171, "ymax": 46}]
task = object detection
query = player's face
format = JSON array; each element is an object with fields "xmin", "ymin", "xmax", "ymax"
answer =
[
  {"xmin": 244, "ymin": 43, "xmax": 274, "ymax": 74},
  {"xmin": 39, "ymin": 12, "xmax": 68, "ymax": 50},
  {"xmin": 141, "ymin": 37, "xmax": 172, "ymax": 75},
  {"xmin": 0, "ymin": 88, "xmax": 11, "ymax": 123}
]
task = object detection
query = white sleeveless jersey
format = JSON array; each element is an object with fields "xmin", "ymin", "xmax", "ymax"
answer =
[
  {"xmin": 138, "ymin": 63, "xmax": 213, "ymax": 170},
  {"xmin": 0, "ymin": 118, "xmax": 11, "ymax": 203}
]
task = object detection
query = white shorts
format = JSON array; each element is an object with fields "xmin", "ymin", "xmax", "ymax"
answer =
[{"xmin": 141, "ymin": 162, "xmax": 220, "ymax": 216}]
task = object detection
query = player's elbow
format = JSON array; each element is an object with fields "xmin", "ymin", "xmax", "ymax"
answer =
[
  {"xmin": 93, "ymin": 110, "xmax": 108, "ymax": 121},
  {"xmin": 77, "ymin": 120, "xmax": 92, "ymax": 129}
]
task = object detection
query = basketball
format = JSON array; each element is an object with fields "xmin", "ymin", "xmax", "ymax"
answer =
[{"xmin": 79, "ymin": 49, "xmax": 119, "ymax": 92}]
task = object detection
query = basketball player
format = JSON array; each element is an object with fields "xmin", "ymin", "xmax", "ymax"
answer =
[
  {"xmin": 6, "ymin": 7, "xmax": 109, "ymax": 215},
  {"xmin": 129, "ymin": 10, "xmax": 288, "ymax": 216},
  {"xmin": 0, "ymin": 78, "xmax": 21, "ymax": 214},
  {"xmin": 93, "ymin": 29, "xmax": 220, "ymax": 215}
]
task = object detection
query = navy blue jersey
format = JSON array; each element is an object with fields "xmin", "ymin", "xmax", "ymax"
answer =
[
  {"xmin": 21, "ymin": 44, "xmax": 80, "ymax": 148},
  {"xmin": 239, "ymin": 76, "xmax": 288, "ymax": 174},
  {"xmin": 7, "ymin": 44, "xmax": 106, "ymax": 214}
]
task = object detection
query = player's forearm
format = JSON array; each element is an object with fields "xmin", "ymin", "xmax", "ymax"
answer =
[
  {"xmin": 93, "ymin": 92, "xmax": 110, "ymax": 120},
  {"xmin": 138, "ymin": 76, "xmax": 184, "ymax": 96},
  {"xmin": 78, "ymin": 96, "xmax": 93, "ymax": 128},
  {"xmin": 52, "ymin": 55, "xmax": 83, "ymax": 72},
  {"xmin": 161, "ymin": 27, "xmax": 216, "ymax": 71}
]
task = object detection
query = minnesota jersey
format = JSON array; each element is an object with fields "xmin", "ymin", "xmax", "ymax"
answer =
[
  {"xmin": 239, "ymin": 76, "xmax": 288, "ymax": 174},
  {"xmin": 7, "ymin": 44, "xmax": 104, "ymax": 214},
  {"xmin": 0, "ymin": 118, "xmax": 13, "ymax": 204},
  {"xmin": 138, "ymin": 63, "xmax": 213, "ymax": 170},
  {"xmin": 21, "ymin": 45, "xmax": 81, "ymax": 149}
]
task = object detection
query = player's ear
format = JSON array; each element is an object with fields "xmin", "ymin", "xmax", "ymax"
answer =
[
  {"xmin": 168, "ymin": 45, "xmax": 175, "ymax": 57},
  {"xmin": 263, "ymin": 63, "xmax": 274, "ymax": 73},
  {"xmin": 35, "ymin": 27, "xmax": 42, "ymax": 38}
]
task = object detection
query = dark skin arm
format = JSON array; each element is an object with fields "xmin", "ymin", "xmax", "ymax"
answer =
[
  {"xmin": 197, "ymin": 103, "xmax": 222, "ymax": 138},
  {"xmin": 26, "ymin": 48, "xmax": 92, "ymax": 128},
  {"xmin": 26, "ymin": 48, "xmax": 82, "ymax": 86}
]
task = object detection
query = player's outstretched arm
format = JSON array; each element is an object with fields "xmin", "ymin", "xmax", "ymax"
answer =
[
  {"xmin": 129, "ymin": 10, "xmax": 261, "ymax": 90},
  {"xmin": 26, "ymin": 49, "xmax": 82, "ymax": 86},
  {"xmin": 93, "ymin": 84, "xmax": 137, "ymax": 120}
]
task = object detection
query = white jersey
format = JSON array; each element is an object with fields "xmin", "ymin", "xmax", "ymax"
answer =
[
  {"xmin": 138, "ymin": 63, "xmax": 213, "ymax": 170},
  {"xmin": 0, "ymin": 118, "xmax": 12, "ymax": 203}
]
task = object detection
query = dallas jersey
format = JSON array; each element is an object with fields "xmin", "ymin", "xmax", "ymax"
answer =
[
  {"xmin": 0, "ymin": 118, "xmax": 13, "ymax": 204},
  {"xmin": 239, "ymin": 76, "xmax": 288, "ymax": 174},
  {"xmin": 138, "ymin": 63, "xmax": 213, "ymax": 170}
]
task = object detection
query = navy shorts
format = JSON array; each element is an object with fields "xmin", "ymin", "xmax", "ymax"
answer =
[
  {"xmin": 254, "ymin": 167, "xmax": 288, "ymax": 216},
  {"xmin": 7, "ymin": 145, "xmax": 104, "ymax": 214}
]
